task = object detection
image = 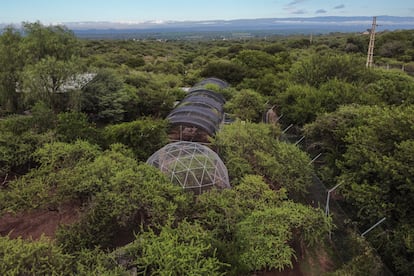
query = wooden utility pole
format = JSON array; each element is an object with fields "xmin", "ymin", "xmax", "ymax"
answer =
[{"xmin": 366, "ymin": 16, "xmax": 377, "ymax": 68}]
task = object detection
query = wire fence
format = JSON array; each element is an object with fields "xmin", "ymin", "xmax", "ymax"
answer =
[{"xmin": 280, "ymin": 126, "xmax": 394, "ymax": 275}]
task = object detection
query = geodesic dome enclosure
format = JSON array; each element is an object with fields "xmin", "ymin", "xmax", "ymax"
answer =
[{"xmin": 146, "ymin": 141, "xmax": 230, "ymax": 194}]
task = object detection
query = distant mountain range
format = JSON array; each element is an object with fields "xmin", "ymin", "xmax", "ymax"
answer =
[{"xmin": 2, "ymin": 16, "xmax": 414, "ymax": 39}]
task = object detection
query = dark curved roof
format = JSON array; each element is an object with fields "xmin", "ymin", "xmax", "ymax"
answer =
[
  {"xmin": 168, "ymin": 115, "xmax": 217, "ymax": 136},
  {"xmin": 168, "ymin": 105, "xmax": 222, "ymax": 125},
  {"xmin": 194, "ymin": 77, "xmax": 229, "ymax": 89},
  {"xmin": 179, "ymin": 95, "xmax": 223, "ymax": 113},
  {"xmin": 187, "ymin": 88, "xmax": 225, "ymax": 104},
  {"xmin": 167, "ymin": 78, "xmax": 227, "ymax": 137}
]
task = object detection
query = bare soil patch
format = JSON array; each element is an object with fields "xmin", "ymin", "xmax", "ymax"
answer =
[{"xmin": 0, "ymin": 202, "xmax": 80, "ymax": 240}]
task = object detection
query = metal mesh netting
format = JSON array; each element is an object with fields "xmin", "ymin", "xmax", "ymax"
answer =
[
  {"xmin": 166, "ymin": 78, "xmax": 227, "ymax": 142},
  {"xmin": 146, "ymin": 141, "xmax": 230, "ymax": 194},
  {"xmin": 193, "ymin": 77, "xmax": 229, "ymax": 89},
  {"xmin": 167, "ymin": 92, "xmax": 224, "ymax": 136}
]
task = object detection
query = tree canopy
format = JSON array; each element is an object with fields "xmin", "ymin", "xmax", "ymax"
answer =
[{"xmin": 1, "ymin": 24, "xmax": 414, "ymax": 275}]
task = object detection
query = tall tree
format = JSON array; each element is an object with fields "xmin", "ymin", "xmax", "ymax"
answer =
[
  {"xmin": 0, "ymin": 27, "xmax": 24, "ymax": 113},
  {"xmin": 22, "ymin": 56, "xmax": 81, "ymax": 112},
  {"xmin": 19, "ymin": 22, "xmax": 82, "ymax": 112},
  {"xmin": 21, "ymin": 21, "xmax": 78, "ymax": 63}
]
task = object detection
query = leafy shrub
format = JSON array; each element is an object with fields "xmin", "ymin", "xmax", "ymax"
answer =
[
  {"xmin": 0, "ymin": 130, "xmax": 54, "ymax": 180},
  {"xmin": 212, "ymin": 121, "xmax": 280, "ymax": 183},
  {"xmin": 33, "ymin": 140, "xmax": 101, "ymax": 171},
  {"xmin": 81, "ymin": 69, "xmax": 131, "ymax": 123},
  {"xmin": 290, "ymin": 52, "xmax": 365, "ymax": 87},
  {"xmin": 200, "ymin": 59, "xmax": 246, "ymax": 85},
  {"xmin": 234, "ymin": 50, "xmax": 280, "ymax": 78},
  {"xmin": 1, "ymin": 140, "xmax": 101, "ymax": 213},
  {"xmin": 0, "ymin": 103, "xmax": 58, "ymax": 177},
  {"xmin": 122, "ymin": 221, "xmax": 227, "ymax": 275},
  {"xmin": 194, "ymin": 175, "xmax": 287, "ymax": 274},
  {"xmin": 254, "ymin": 141, "xmax": 313, "ymax": 197},
  {"xmin": 195, "ymin": 175, "xmax": 286, "ymax": 238},
  {"xmin": 0, "ymin": 235, "xmax": 73, "ymax": 275},
  {"xmin": 103, "ymin": 118, "xmax": 168, "ymax": 161},
  {"xmin": 74, "ymin": 248, "xmax": 128, "ymax": 275},
  {"xmin": 56, "ymin": 153, "xmax": 191, "ymax": 251},
  {"xmin": 364, "ymin": 69, "xmax": 414, "ymax": 105},
  {"xmin": 56, "ymin": 112, "xmax": 100, "ymax": 143},
  {"xmin": 224, "ymin": 89, "xmax": 266, "ymax": 122},
  {"xmin": 0, "ymin": 131, "xmax": 40, "ymax": 178},
  {"xmin": 236, "ymin": 202, "xmax": 331, "ymax": 272},
  {"xmin": 0, "ymin": 236, "xmax": 128, "ymax": 275},
  {"xmin": 327, "ymin": 232, "xmax": 384, "ymax": 276}
]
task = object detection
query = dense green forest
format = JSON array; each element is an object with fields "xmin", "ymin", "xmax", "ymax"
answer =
[{"xmin": 1, "ymin": 22, "xmax": 414, "ymax": 275}]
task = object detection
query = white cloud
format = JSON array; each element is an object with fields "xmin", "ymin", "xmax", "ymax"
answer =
[{"xmin": 316, "ymin": 9, "xmax": 327, "ymax": 14}]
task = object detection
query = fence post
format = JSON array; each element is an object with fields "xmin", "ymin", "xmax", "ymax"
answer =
[
  {"xmin": 308, "ymin": 153, "xmax": 322, "ymax": 165},
  {"xmin": 361, "ymin": 217, "xmax": 386, "ymax": 237}
]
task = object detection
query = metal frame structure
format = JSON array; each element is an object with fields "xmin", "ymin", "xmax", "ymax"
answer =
[
  {"xmin": 166, "ymin": 80, "xmax": 227, "ymax": 139},
  {"xmin": 192, "ymin": 77, "xmax": 229, "ymax": 90},
  {"xmin": 366, "ymin": 16, "xmax": 377, "ymax": 68},
  {"xmin": 146, "ymin": 141, "xmax": 230, "ymax": 194}
]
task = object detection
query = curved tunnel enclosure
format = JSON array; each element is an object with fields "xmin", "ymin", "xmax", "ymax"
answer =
[
  {"xmin": 167, "ymin": 78, "xmax": 227, "ymax": 142},
  {"xmin": 146, "ymin": 141, "xmax": 230, "ymax": 195},
  {"xmin": 179, "ymin": 95, "xmax": 224, "ymax": 114},
  {"xmin": 148, "ymin": 79, "xmax": 231, "ymax": 195},
  {"xmin": 192, "ymin": 77, "xmax": 229, "ymax": 90},
  {"xmin": 186, "ymin": 88, "xmax": 226, "ymax": 104},
  {"xmin": 168, "ymin": 115, "xmax": 217, "ymax": 136}
]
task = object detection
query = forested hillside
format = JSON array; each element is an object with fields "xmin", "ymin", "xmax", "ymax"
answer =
[{"xmin": 1, "ymin": 22, "xmax": 414, "ymax": 275}]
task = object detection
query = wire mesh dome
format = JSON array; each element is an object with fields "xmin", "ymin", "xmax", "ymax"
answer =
[{"xmin": 146, "ymin": 141, "xmax": 230, "ymax": 194}]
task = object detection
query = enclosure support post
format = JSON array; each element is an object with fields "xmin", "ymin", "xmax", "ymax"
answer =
[
  {"xmin": 361, "ymin": 217, "xmax": 386, "ymax": 237},
  {"xmin": 325, "ymin": 183, "xmax": 342, "ymax": 217},
  {"xmin": 294, "ymin": 136, "xmax": 305, "ymax": 146},
  {"xmin": 308, "ymin": 153, "xmax": 322, "ymax": 165}
]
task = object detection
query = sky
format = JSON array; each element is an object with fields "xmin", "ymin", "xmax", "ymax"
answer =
[{"xmin": 1, "ymin": 0, "xmax": 413, "ymax": 24}]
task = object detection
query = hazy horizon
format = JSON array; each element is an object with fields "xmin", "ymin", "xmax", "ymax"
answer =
[{"xmin": 1, "ymin": 0, "xmax": 413, "ymax": 24}]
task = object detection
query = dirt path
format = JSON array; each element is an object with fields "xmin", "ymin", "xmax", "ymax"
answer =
[{"xmin": 0, "ymin": 203, "xmax": 79, "ymax": 240}]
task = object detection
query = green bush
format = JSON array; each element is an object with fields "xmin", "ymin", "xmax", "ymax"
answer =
[
  {"xmin": 0, "ymin": 103, "xmax": 57, "ymax": 177},
  {"xmin": 56, "ymin": 154, "xmax": 191, "ymax": 251},
  {"xmin": 103, "ymin": 118, "xmax": 168, "ymax": 161},
  {"xmin": 254, "ymin": 141, "xmax": 313, "ymax": 197},
  {"xmin": 195, "ymin": 175, "xmax": 286, "ymax": 238},
  {"xmin": 194, "ymin": 175, "xmax": 287, "ymax": 274},
  {"xmin": 123, "ymin": 221, "xmax": 227, "ymax": 275},
  {"xmin": 74, "ymin": 248, "xmax": 128, "ymax": 275},
  {"xmin": 290, "ymin": 52, "xmax": 365, "ymax": 87},
  {"xmin": 236, "ymin": 202, "xmax": 331, "ymax": 272},
  {"xmin": 56, "ymin": 112, "xmax": 100, "ymax": 143},
  {"xmin": 212, "ymin": 121, "xmax": 280, "ymax": 183},
  {"xmin": 224, "ymin": 89, "xmax": 266, "ymax": 122},
  {"xmin": 80, "ymin": 69, "xmax": 130, "ymax": 123},
  {"xmin": 0, "ymin": 235, "xmax": 73, "ymax": 275},
  {"xmin": 33, "ymin": 140, "xmax": 101, "ymax": 171},
  {"xmin": 200, "ymin": 59, "xmax": 246, "ymax": 85},
  {"xmin": 0, "ymin": 128, "xmax": 54, "ymax": 179},
  {"xmin": 1, "ymin": 140, "xmax": 101, "ymax": 213},
  {"xmin": 327, "ymin": 232, "xmax": 384, "ymax": 276},
  {"xmin": 0, "ymin": 236, "xmax": 128, "ymax": 275}
]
